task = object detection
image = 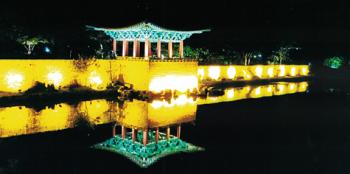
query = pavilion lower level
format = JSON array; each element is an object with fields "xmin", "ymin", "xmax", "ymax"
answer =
[{"xmin": 112, "ymin": 39, "xmax": 183, "ymax": 58}]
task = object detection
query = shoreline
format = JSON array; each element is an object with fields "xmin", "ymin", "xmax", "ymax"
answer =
[{"xmin": 0, "ymin": 76, "xmax": 311, "ymax": 109}]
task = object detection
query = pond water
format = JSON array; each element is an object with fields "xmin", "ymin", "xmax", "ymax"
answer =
[{"xmin": 1, "ymin": 80, "xmax": 349, "ymax": 173}]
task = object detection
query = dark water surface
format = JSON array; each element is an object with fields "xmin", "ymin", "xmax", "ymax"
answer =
[{"xmin": 1, "ymin": 80, "xmax": 350, "ymax": 174}]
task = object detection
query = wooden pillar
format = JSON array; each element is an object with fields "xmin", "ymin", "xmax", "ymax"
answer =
[
  {"xmin": 179, "ymin": 40, "xmax": 184, "ymax": 58},
  {"xmin": 166, "ymin": 127, "xmax": 170, "ymax": 140},
  {"xmin": 132, "ymin": 128, "xmax": 136, "ymax": 142},
  {"xmin": 121, "ymin": 125, "xmax": 126, "ymax": 139},
  {"xmin": 136, "ymin": 41, "xmax": 140, "ymax": 57},
  {"xmin": 168, "ymin": 41, "xmax": 173, "ymax": 58},
  {"xmin": 112, "ymin": 39, "xmax": 117, "ymax": 57},
  {"xmin": 112, "ymin": 124, "xmax": 116, "ymax": 137},
  {"xmin": 122, "ymin": 40, "xmax": 128, "ymax": 57},
  {"xmin": 143, "ymin": 129, "xmax": 148, "ymax": 146},
  {"xmin": 148, "ymin": 41, "xmax": 152, "ymax": 57},
  {"xmin": 144, "ymin": 38, "xmax": 149, "ymax": 57},
  {"xmin": 176, "ymin": 125, "xmax": 181, "ymax": 138},
  {"xmin": 157, "ymin": 40, "xmax": 161, "ymax": 58},
  {"xmin": 133, "ymin": 40, "xmax": 139, "ymax": 57},
  {"xmin": 155, "ymin": 128, "xmax": 159, "ymax": 143}
]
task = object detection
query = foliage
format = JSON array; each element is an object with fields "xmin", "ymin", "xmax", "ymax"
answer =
[
  {"xmin": 24, "ymin": 81, "xmax": 57, "ymax": 94},
  {"xmin": 268, "ymin": 47, "xmax": 291, "ymax": 64},
  {"xmin": 88, "ymin": 31, "xmax": 111, "ymax": 58},
  {"xmin": 323, "ymin": 56, "xmax": 344, "ymax": 69},
  {"xmin": 16, "ymin": 35, "xmax": 50, "ymax": 55},
  {"xmin": 73, "ymin": 58, "xmax": 97, "ymax": 72}
]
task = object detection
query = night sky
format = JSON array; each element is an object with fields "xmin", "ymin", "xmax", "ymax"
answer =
[{"xmin": 1, "ymin": 0, "xmax": 349, "ymax": 60}]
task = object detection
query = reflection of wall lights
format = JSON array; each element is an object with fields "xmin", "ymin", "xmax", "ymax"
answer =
[
  {"xmin": 226, "ymin": 89, "xmax": 234, "ymax": 98},
  {"xmin": 301, "ymin": 67, "xmax": 309, "ymax": 76},
  {"xmin": 151, "ymin": 94, "xmax": 195, "ymax": 109}
]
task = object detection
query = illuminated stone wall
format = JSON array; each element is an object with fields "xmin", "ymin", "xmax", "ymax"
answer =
[
  {"xmin": 197, "ymin": 65, "xmax": 310, "ymax": 81},
  {"xmin": 0, "ymin": 59, "xmax": 198, "ymax": 93},
  {"xmin": 148, "ymin": 60, "xmax": 198, "ymax": 93},
  {"xmin": 0, "ymin": 59, "xmax": 114, "ymax": 93},
  {"xmin": 113, "ymin": 58, "xmax": 150, "ymax": 90},
  {"xmin": 0, "ymin": 59, "xmax": 309, "ymax": 94}
]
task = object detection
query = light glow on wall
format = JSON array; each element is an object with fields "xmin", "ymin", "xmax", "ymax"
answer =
[
  {"xmin": 208, "ymin": 66, "xmax": 220, "ymax": 80},
  {"xmin": 255, "ymin": 66, "xmax": 263, "ymax": 78},
  {"xmin": 47, "ymin": 71, "xmax": 63, "ymax": 87},
  {"xmin": 279, "ymin": 66, "xmax": 285, "ymax": 77},
  {"xmin": 149, "ymin": 75, "xmax": 198, "ymax": 93},
  {"xmin": 290, "ymin": 67, "xmax": 297, "ymax": 76},
  {"xmin": 243, "ymin": 70, "xmax": 251, "ymax": 80},
  {"xmin": 197, "ymin": 68, "xmax": 204, "ymax": 80},
  {"xmin": 88, "ymin": 71, "xmax": 103, "ymax": 90},
  {"xmin": 5, "ymin": 72, "xmax": 24, "ymax": 90},
  {"xmin": 227, "ymin": 67, "xmax": 236, "ymax": 79},
  {"xmin": 267, "ymin": 67, "xmax": 274, "ymax": 78},
  {"xmin": 301, "ymin": 67, "xmax": 309, "ymax": 76}
]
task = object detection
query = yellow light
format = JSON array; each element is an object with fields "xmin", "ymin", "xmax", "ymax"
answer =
[
  {"xmin": 208, "ymin": 96, "xmax": 218, "ymax": 101},
  {"xmin": 267, "ymin": 85, "xmax": 273, "ymax": 93},
  {"xmin": 243, "ymin": 70, "xmax": 251, "ymax": 80},
  {"xmin": 5, "ymin": 72, "xmax": 24, "ymax": 90},
  {"xmin": 0, "ymin": 106, "xmax": 30, "ymax": 137},
  {"xmin": 298, "ymin": 82, "xmax": 308, "ymax": 92},
  {"xmin": 150, "ymin": 94, "xmax": 194, "ymax": 109},
  {"xmin": 197, "ymin": 68, "xmax": 205, "ymax": 80},
  {"xmin": 173, "ymin": 94, "xmax": 194, "ymax": 106},
  {"xmin": 290, "ymin": 67, "xmax": 296, "ymax": 76},
  {"xmin": 278, "ymin": 84, "xmax": 285, "ymax": 92},
  {"xmin": 289, "ymin": 83, "xmax": 296, "ymax": 90},
  {"xmin": 255, "ymin": 66, "xmax": 263, "ymax": 78},
  {"xmin": 47, "ymin": 71, "xmax": 63, "ymax": 87},
  {"xmin": 279, "ymin": 66, "xmax": 285, "ymax": 77},
  {"xmin": 301, "ymin": 67, "xmax": 309, "ymax": 76},
  {"xmin": 36, "ymin": 104, "xmax": 71, "ymax": 131},
  {"xmin": 149, "ymin": 75, "xmax": 198, "ymax": 93},
  {"xmin": 255, "ymin": 86, "xmax": 261, "ymax": 95},
  {"xmin": 151, "ymin": 101, "xmax": 166, "ymax": 109},
  {"xmin": 208, "ymin": 66, "xmax": 220, "ymax": 80},
  {"xmin": 227, "ymin": 67, "xmax": 236, "ymax": 79},
  {"xmin": 267, "ymin": 67, "xmax": 274, "ymax": 77},
  {"xmin": 88, "ymin": 71, "xmax": 103, "ymax": 89},
  {"xmin": 226, "ymin": 89, "xmax": 234, "ymax": 98}
]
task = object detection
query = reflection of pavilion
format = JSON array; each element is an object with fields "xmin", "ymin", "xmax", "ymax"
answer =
[{"xmin": 93, "ymin": 96, "xmax": 203, "ymax": 167}]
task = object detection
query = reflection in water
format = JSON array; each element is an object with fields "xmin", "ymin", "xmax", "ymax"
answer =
[
  {"xmin": 0, "ymin": 81, "xmax": 308, "ymax": 138},
  {"xmin": 0, "ymin": 81, "xmax": 309, "ymax": 167},
  {"xmin": 197, "ymin": 81, "xmax": 308, "ymax": 105}
]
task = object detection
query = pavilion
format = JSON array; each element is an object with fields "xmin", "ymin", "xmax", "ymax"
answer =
[{"xmin": 88, "ymin": 22, "xmax": 210, "ymax": 58}]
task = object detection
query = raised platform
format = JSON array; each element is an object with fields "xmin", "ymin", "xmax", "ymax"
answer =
[{"xmin": 92, "ymin": 131, "xmax": 203, "ymax": 168}]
